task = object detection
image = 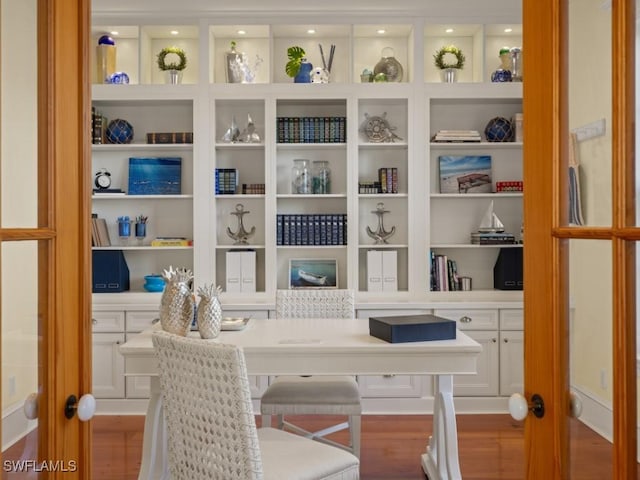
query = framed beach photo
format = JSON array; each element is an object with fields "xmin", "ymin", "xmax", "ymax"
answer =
[
  {"xmin": 289, "ymin": 259, "xmax": 338, "ymax": 289},
  {"xmin": 439, "ymin": 155, "xmax": 492, "ymax": 194}
]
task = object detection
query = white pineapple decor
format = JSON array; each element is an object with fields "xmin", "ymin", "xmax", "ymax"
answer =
[
  {"xmin": 196, "ymin": 283, "xmax": 223, "ymax": 339},
  {"xmin": 159, "ymin": 266, "xmax": 195, "ymax": 336}
]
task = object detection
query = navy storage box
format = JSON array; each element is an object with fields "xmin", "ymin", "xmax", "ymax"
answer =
[
  {"xmin": 369, "ymin": 314, "xmax": 456, "ymax": 343},
  {"xmin": 92, "ymin": 250, "xmax": 130, "ymax": 293}
]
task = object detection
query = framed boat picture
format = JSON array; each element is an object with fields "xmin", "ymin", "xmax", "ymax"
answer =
[{"xmin": 289, "ymin": 259, "xmax": 338, "ymax": 289}]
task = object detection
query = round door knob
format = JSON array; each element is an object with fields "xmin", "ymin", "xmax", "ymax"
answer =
[
  {"xmin": 23, "ymin": 392, "xmax": 38, "ymax": 420},
  {"xmin": 65, "ymin": 394, "xmax": 96, "ymax": 421},
  {"xmin": 570, "ymin": 391, "xmax": 583, "ymax": 418},
  {"xmin": 508, "ymin": 393, "xmax": 528, "ymax": 420},
  {"xmin": 509, "ymin": 392, "xmax": 545, "ymax": 420}
]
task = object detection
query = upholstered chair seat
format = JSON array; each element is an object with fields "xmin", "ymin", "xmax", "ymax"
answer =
[{"xmin": 260, "ymin": 289, "xmax": 362, "ymax": 458}]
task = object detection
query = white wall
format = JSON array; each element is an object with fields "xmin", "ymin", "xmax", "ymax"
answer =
[
  {"xmin": 568, "ymin": 0, "xmax": 615, "ymax": 411},
  {"xmin": 1, "ymin": 0, "xmax": 39, "ymax": 420}
]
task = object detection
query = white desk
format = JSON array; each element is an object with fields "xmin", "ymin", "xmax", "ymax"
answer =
[{"xmin": 120, "ymin": 318, "xmax": 481, "ymax": 480}]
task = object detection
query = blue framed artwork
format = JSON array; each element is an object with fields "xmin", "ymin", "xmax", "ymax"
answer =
[
  {"xmin": 128, "ymin": 157, "xmax": 182, "ymax": 195},
  {"xmin": 289, "ymin": 258, "xmax": 338, "ymax": 289},
  {"xmin": 438, "ymin": 155, "xmax": 492, "ymax": 194}
]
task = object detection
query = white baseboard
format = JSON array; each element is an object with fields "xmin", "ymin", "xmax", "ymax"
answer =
[{"xmin": 2, "ymin": 403, "xmax": 37, "ymax": 452}]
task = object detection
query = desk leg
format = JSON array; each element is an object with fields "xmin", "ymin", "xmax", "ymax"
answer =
[
  {"xmin": 138, "ymin": 376, "xmax": 169, "ymax": 480},
  {"xmin": 421, "ymin": 375, "xmax": 462, "ymax": 480}
]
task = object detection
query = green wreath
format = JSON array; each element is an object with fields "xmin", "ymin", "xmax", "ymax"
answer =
[
  {"xmin": 433, "ymin": 45, "xmax": 465, "ymax": 70},
  {"xmin": 157, "ymin": 46, "xmax": 187, "ymax": 71}
]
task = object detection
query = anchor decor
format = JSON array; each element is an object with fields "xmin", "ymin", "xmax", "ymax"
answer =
[
  {"xmin": 226, "ymin": 203, "xmax": 256, "ymax": 245},
  {"xmin": 366, "ymin": 202, "xmax": 396, "ymax": 244}
]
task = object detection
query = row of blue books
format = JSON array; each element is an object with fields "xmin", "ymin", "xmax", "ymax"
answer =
[
  {"xmin": 276, "ymin": 116, "xmax": 346, "ymax": 143},
  {"xmin": 276, "ymin": 214, "xmax": 347, "ymax": 246}
]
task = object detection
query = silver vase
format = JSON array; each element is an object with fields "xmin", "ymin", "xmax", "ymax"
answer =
[
  {"xmin": 159, "ymin": 266, "xmax": 194, "ymax": 336},
  {"xmin": 196, "ymin": 284, "xmax": 223, "ymax": 339},
  {"xmin": 440, "ymin": 68, "xmax": 458, "ymax": 83},
  {"xmin": 165, "ymin": 69, "xmax": 182, "ymax": 84}
]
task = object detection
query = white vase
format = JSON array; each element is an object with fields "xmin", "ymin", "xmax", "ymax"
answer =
[{"xmin": 440, "ymin": 68, "xmax": 458, "ymax": 83}]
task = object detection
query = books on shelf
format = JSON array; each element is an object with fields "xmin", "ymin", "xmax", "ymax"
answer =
[
  {"xmin": 276, "ymin": 116, "xmax": 346, "ymax": 143},
  {"xmin": 91, "ymin": 107, "xmax": 107, "ymax": 145},
  {"xmin": 470, "ymin": 232, "xmax": 517, "ymax": 245},
  {"xmin": 93, "ymin": 188, "xmax": 125, "ymax": 195},
  {"xmin": 150, "ymin": 237, "xmax": 193, "ymax": 247},
  {"xmin": 276, "ymin": 214, "xmax": 347, "ymax": 246},
  {"xmin": 146, "ymin": 132, "xmax": 193, "ymax": 144},
  {"xmin": 432, "ymin": 129, "xmax": 481, "ymax": 143},
  {"xmin": 91, "ymin": 214, "xmax": 111, "ymax": 247},
  {"xmin": 214, "ymin": 168, "xmax": 238, "ymax": 195},
  {"xmin": 429, "ymin": 252, "xmax": 460, "ymax": 291}
]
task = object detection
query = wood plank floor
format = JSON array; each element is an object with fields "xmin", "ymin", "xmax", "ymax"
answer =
[
  {"xmin": 4, "ymin": 414, "xmax": 636, "ymax": 479},
  {"xmin": 88, "ymin": 414, "xmax": 631, "ymax": 479}
]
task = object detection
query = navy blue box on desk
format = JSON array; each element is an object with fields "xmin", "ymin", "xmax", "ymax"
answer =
[
  {"xmin": 369, "ymin": 314, "xmax": 456, "ymax": 343},
  {"xmin": 92, "ymin": 250, "xmax": 130, "ymax": 293}
]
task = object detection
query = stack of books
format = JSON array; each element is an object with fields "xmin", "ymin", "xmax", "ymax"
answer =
[
  {"xmin": 432, "ymin": 130, "xmax": 481, "ymax": 143},
  {"xmin": 470, "ymin": 232, "xmax": 517, "ymax": 245},
  {"xmin": 91, "ymin": 214, "xmax": 111, "ymax": 247},
  {"xmin": 150, "ymin": 237, "xmax": 193, "ymax": 247}
]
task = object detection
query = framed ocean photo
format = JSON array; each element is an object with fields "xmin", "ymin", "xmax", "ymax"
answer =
[
  {"xmin": 289, "ymin": 259, "xmax": 338, "ymax": 289},
  {"xmin": 438, "ymin": 155, "xmax": 492, "ymax": 194}
]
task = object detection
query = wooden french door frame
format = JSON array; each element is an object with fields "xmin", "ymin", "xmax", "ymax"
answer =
[
  {"xmin": 0, "ymin": 0, "xmax": 91, "ymax": 477},
  {"xmin": 524, "ymin": 0, "xmax": 637, "ymax": 478}
]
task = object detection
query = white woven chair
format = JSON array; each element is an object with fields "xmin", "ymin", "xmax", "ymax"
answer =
[
  {"xmin": 152, "ymin": 330, "xmax": 359, "ymax": 480},
  {"xmin": 260, "ymin": 289, "xmax": 362, "ymax": 458}
]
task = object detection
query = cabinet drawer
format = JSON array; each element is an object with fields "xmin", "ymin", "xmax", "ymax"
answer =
[
  {"xmin": 433, "ymin": 309, "xmax": 498, "ymax": 330},
  {"xmin": 92, "ymin": 311, "xmax": 125, "ymax": 332},
  {"xmin": 500, "ymin": 309, "xmax": 523, "ymax": 330},
  {"xmin": 126, "ymin": 311, "xmax": 160, "ymax": 333},
  {"xmin": 358, "ymin": 375, "xmax": 424, "ymax": 398}
]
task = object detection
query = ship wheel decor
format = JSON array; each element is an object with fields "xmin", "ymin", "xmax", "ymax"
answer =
[
  {"xmin": 226, "ymin": 203, "xmax": 256, "ymax": 245},
  {"xmin": 366, "ymin": 202, "xmax": 396, "ymax": 244},
  {"xmin": 360, "ymin": 112, "xmax": 403, "ymax": 143}
]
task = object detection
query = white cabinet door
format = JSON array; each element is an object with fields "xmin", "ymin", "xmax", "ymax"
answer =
[
  {"xmin": 453, "ymin": 330, "xmax": 499, "ymax": 396},
  {"xmin": 499, "ymin": 330, "xmax": 524, "ymax": 396},
  {"xmin": 92, "ymin": 333, "xmax": 125, "ymax": 398}
]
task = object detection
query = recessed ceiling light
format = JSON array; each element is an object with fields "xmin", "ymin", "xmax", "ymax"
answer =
[
  {"xmin": 110, "ymin": 31, "xmax": 119, "ymax": 36},
  {"xmin": 445, "ymin": 28, "xmax": 454, "ymax": 33},
  {"xmin": 504, "ymin": 28, "xmax": 513, "ymax": 33},
  {"xmin": 170, "ymin": 30, "xmax": 179, "ymax": 35},
  {"xmin": 307, "ymin": 29, "xmax": 316, "ymax": 34},
  {"xmin": 377, "ymin": 29, "xmax": 386, "ymax": 34},
  {"xmin": 237, "ymin": 30, "xmax": 246, "ymax": 35}
]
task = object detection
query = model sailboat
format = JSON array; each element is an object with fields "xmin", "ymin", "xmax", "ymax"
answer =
[{"xmin": 477, "ymin": 201, "xmax": 505, "ymax": 233}]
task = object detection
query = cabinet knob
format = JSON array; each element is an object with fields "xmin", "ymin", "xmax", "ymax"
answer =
[
  {"xmin": 383, "ymin": 374, "xmax": 396, "ymax": 378},
  {"xmin": 492, "ymin": 338, "xmax": 497, "ymax": 343},
  {"xmin": 459, "ymin": 316, "xmax": 472, "ymax": 323},
  {"xmin": 503, "ymin": 338, "xmax": 509, "ymax": 343},
  {"xmin": 152, "ymin": 318, "xmax": 160, "ymax": 324},
  {"xmin": 92, "ymin": 318, "xmax": 97, "ymax": 325}
]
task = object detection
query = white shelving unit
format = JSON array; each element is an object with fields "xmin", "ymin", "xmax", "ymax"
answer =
[{"xmin": 90, "ymin": 11, "xmax": 525, "ymax": 414}]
